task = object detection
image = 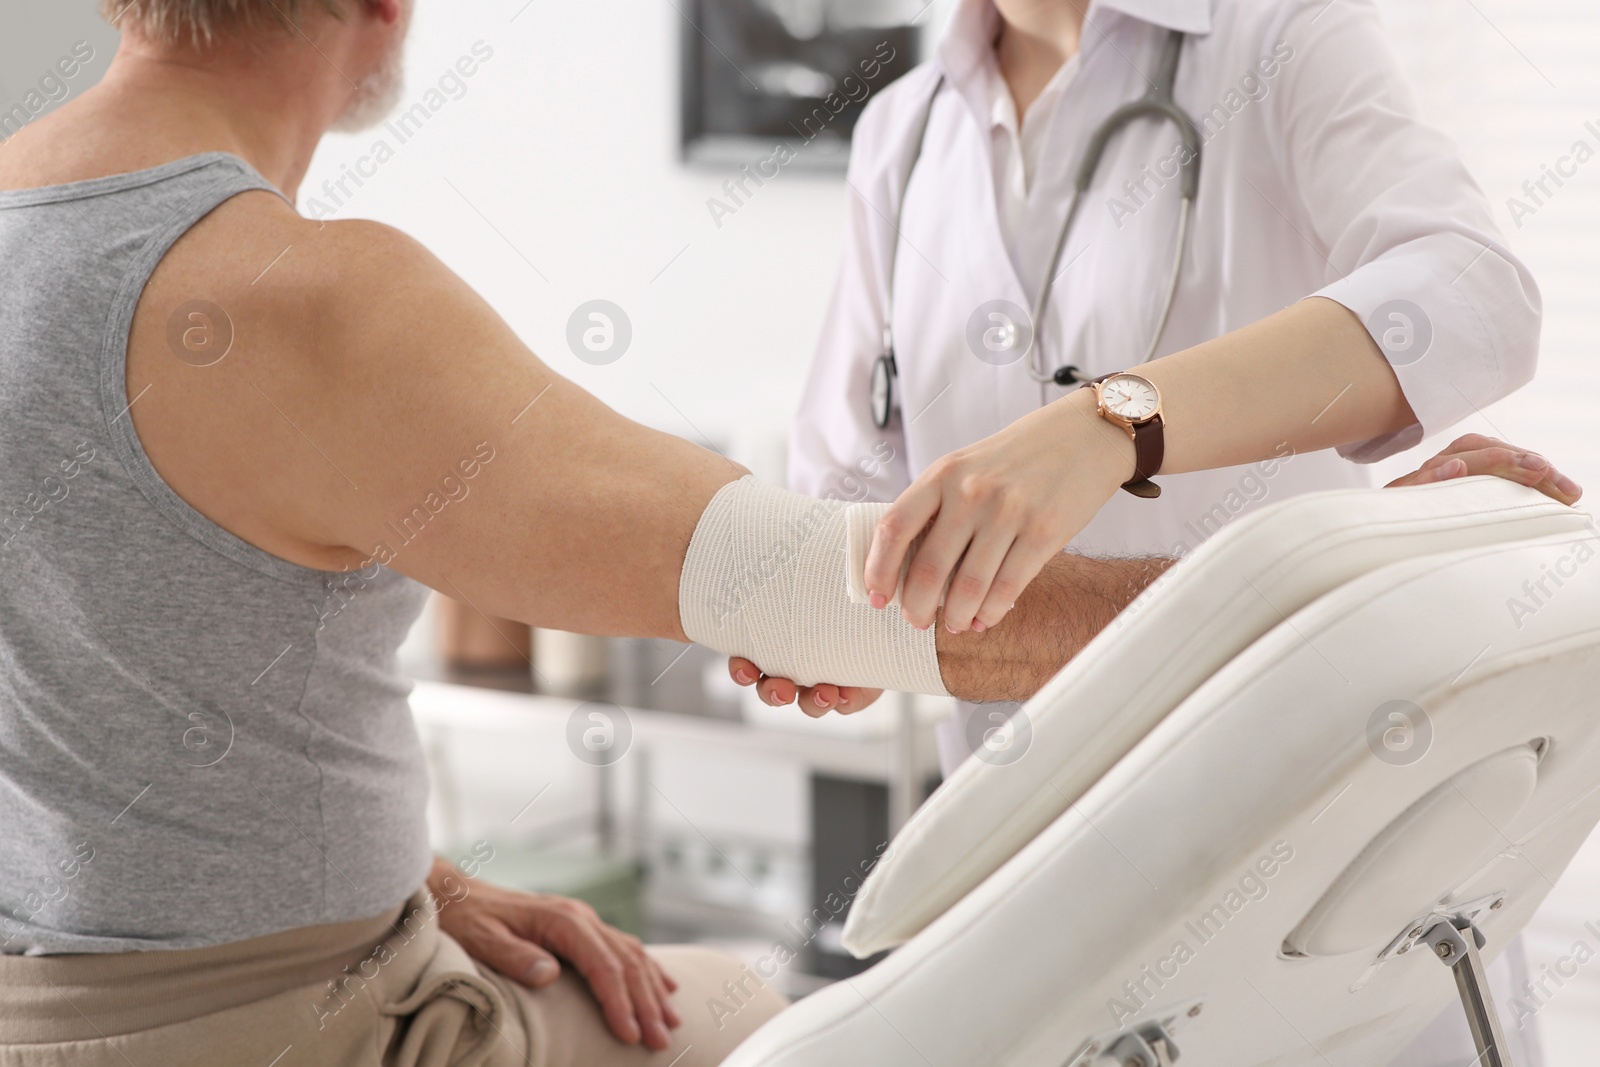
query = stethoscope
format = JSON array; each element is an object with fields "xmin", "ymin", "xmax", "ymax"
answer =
[{"xmin": 871, "ymin": 29, "xmax": 1202, "ymax": 430}]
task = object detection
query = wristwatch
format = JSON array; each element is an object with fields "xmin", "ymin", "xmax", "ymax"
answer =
[{"xmin": 1085, "ymin": 372, "xmax": 1164, "ymax": 498}]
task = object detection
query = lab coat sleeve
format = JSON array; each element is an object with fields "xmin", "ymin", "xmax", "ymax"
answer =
[
  {"xmin": 787, "ymin": 88, "xmax": 914, "ymax": 503},
  {"xmin": 1265, "ymin": 0, "xmax": 1541, "ymax": 463}
]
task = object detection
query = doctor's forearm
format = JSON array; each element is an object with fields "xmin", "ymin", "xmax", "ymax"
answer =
[
  {"xmin": 1131, "ymin": 296, "xmax": 1415, "ymax": 473},
  {"xmin": 934, "ymin": 553, "xmax": 1175, "ymax": 702}
]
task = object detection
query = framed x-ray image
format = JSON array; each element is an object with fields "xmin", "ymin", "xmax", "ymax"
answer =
[{"xmin": 680, "ymin": 0, "xmax": 923, "ymax": 169}]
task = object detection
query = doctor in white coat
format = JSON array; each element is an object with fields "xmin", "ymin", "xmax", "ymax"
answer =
[
  {"xmin": 780, "ymin": 0, "xmax": 1572, "ymax": 713},
  {"xmin": 761, "ymin": 0, "xmax": 1577, "ymax": 1061}
]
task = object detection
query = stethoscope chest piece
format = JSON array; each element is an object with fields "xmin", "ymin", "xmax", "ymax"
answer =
[{"xmin": 871, "ymin": 350, "xmax": 896, "ymax": 429}]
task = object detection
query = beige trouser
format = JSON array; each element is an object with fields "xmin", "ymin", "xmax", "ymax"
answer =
[{"xmin": 0, "ymin": 890, "xmax": 786, "ymax": 1067}]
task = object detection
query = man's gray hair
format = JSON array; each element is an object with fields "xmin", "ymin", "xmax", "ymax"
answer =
[{"xmin": 102, "ymin": 0, "xmax": 350, "ymax": 44}]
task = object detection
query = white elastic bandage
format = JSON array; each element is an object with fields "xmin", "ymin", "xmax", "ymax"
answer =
[{"xmin": 678, "ymin": 477, "xmax": 950, "ymax": 696}]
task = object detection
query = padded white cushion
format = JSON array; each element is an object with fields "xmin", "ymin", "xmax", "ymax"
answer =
[
  {"xmin": 844, "ymin": 478, "xmax": 1590, "ymax": 956},
  {"xmin": 728, "ymin": 515, "xmax": 1600, "ymax": 1066}
]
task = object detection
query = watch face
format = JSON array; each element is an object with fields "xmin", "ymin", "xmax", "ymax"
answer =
[{"xmin": 1102, "ymin": 374, "xmax": 1159, "ymax": 421}]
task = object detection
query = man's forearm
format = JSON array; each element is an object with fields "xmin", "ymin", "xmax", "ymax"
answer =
[{"xmin": 934, "ymin": 553, "xmax": 1175, "ymax": 702}]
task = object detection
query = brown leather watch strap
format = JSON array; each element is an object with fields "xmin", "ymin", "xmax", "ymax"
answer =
[
  {"xmin": 1124, "ymin": 416, "xmax": 1164, "ymax": 499},
  {"xmin": 1083, "ymin": 373, "xmax": 1164, "ymax": 499}
]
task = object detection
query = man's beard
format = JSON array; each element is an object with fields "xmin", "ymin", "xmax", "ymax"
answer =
[{"xmin": 331, "ymin": 1, "xmax": 413, "ymax": 133}]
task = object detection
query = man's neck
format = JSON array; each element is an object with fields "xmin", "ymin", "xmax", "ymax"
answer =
[
  {"xmin": 85, "ymin": 37, "xmax": 346, "ymax": 199},
  {"xmin": 995, "ymin": 0, "xmax": 1087, "ymax": 119}
]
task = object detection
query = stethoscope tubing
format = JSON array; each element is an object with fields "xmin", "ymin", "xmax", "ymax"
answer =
[{"xmin": 873, "ymin": 28, "xmax": 1201, "ymax": 427}]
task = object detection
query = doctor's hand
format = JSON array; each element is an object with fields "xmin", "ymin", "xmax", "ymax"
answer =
[
  {"xmin": 1385, "ymin": 434, "xmax": 1582, "ymax": 504},
  {"xmin": 427, "ymin": 856, "xmax": 681, "ymax": 1051},
  {"xmin": 864, "ymin": 388, "xmax": 1135, "ymax": 634},
  {"xmin": 727, "ymin": 657, "xmax": 884, "ymax": 716}
]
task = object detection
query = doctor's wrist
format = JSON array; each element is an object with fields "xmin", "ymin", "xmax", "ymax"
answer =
[{"xmin": 1056, "ymin": 386, "xmax": 1138, "ymax": 489}]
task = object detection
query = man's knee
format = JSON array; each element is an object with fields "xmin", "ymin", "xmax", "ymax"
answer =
[{"xmin": 654, "ymin": 945, "xmax": 787, "ymax": 1058}]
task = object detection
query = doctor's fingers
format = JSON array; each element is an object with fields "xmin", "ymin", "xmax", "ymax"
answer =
[
  {"xmin": 1421, "ymin": 434, "xmax": 1581, "ymax": 500},
  {"xmin": 972, "ymin": 536, "xmax": 1060, "ymax": 634},
  {"xmin": 1389, "ymin": 444, "xmax": 1581, "ymax": 504},
  {"xmin": 941, "ymin": 528, "xmax": 1017, "ymax": 634},
  {"xmin": 898, "ymin": 512, "xmax": 982, "ymax": 631},
  {"xmin": 863, "ymin": 482, "xmax": 946, "ymax": 613}
]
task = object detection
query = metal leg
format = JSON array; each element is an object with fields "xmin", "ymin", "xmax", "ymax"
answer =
[{"xmin": 1420, "ymin": 918, "xmax": 1515, "ymax": 1067}]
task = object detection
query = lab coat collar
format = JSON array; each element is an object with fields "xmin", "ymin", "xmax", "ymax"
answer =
[
  {"xmin": 936, "ymin": 0, "xmax": 1213, "ymax": 135},
  {"xmin": 936, "ymin": 0, "xmax": 1004, "ymax": 104},
  {"xmin": 938, "ymin": 0, "xmax": 1213, "ymax": 83},
  {"xmin": 1092, "ymin": 0, "xmax": 1214, "ymax": 35}
]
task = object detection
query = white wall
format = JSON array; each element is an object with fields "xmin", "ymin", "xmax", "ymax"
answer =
[{"xmin": 0, "ymin": 0, "xmax": 118, "ymax": 134}]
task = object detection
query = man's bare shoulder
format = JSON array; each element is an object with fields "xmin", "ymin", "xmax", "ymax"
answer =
[
  {"xmin": 144, "ymin": 194, "xmax": 471, "ymax": 381},
  {"xmin": 159, "ymin": 197, "xmax": 422, "ymax": 325},
  {"xmin": 125, "ymin": 194, "xmax": 468, "ymax": 568}
]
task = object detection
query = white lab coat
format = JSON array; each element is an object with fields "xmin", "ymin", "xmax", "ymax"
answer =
[
  {"xmin": 789, "ymin": 0, "xmax": 1539, "ymax": 564},
  {"xmin": 789, "ymin": 0, "xmax": 1543, "ymax": 1060}
]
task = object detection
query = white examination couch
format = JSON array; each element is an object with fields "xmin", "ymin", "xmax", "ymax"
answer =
[{"xmin": 724, "ymin": 478, "xmax": 1600, "ymax": 1067}]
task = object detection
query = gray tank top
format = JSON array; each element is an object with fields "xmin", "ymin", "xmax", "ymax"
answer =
[{"xmin": 0, "ymin": 153, "xmax": 433, "ymax": 953}]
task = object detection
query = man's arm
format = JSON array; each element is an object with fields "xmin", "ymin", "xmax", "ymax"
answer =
[
  {"xmin": 131, "ymin": 205, "xmax": 1130, "ymax": 699},
  {"xmin": 934, "ymin": 553, "xmax": 1174, "ymax": 702},
  {"xmin": 129, "ymin": 206, "xmax": 741, "ymax": 641}
]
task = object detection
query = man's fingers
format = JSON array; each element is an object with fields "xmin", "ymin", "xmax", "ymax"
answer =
[
  {"xmin": 517, "ymin": 944, "xmax": 563, "ymax": 988},
  {"xmin": 457, "ymin": 914, "xmax": 563, "ymax": 988},
  {"xmin": 729, "ymin": 657, "xmax": 760, "ymax": 686},
  {"xmin": 538, "ymin": 911, "xmax": 642, "ymax": 1045},
  {"xmin": 864, "ymin": 488, "xmax": 939, "ymax": 608},
  {"xmin": 799, "ymin": 684, "xmax": 840, "ymax": 716},
  {"xmin": 834, "ymin": 687, "xmax": 883, "ymax": 715},
  {"xmin": 607, "ymin": 931, "xmax": 672, "ymax": 1051},
  {"xmin": 641, "ymin": 950, "xmax": 681, "ymax": 1027},
  {"xmin": 757, "ymin": 676, "xmax": 795, "ymax": 706}
]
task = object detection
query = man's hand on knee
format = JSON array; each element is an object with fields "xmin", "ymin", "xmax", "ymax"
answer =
[{"xmin": 427, "ymin": 857, "xmax": 681, "ymax": 1051}]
